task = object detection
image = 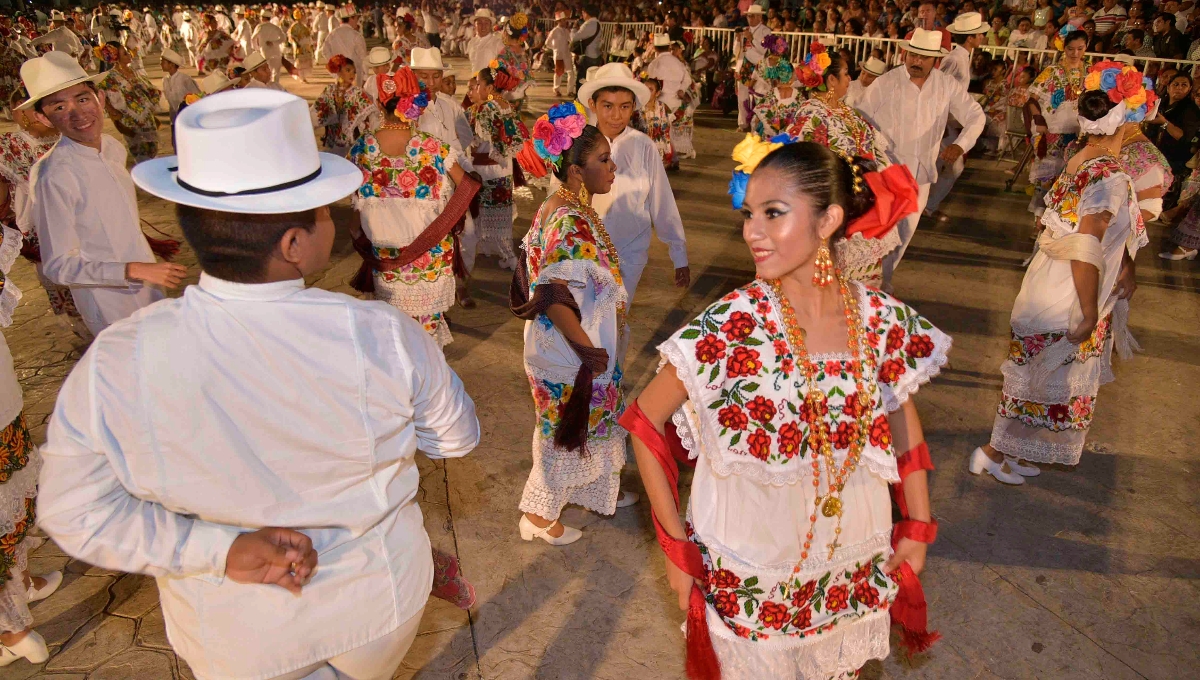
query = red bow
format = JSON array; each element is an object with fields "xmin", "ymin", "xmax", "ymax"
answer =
[
  {"xmin": 376, "ymin": 67, "xmax": 419, "ymax": 107},
  {"xmin": 846, "ymin": 164, "xmax": 919, "ymax": 240}
]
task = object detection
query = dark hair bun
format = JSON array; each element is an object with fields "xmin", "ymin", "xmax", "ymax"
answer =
[
  {"xmin": 1078, "ymin": 89, "xmax": 1116, "ymax": 121},
  {"xmin": 843, "ymin": 156, "xmax": 879, "ymax": 225}
]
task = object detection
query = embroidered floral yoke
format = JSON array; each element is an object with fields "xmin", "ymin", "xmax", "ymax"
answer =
[
  {"xmin": 751, "ymin": 89, "xmax": 803, "ymax": 140},
  {"xmin": 468, "ymin": 99, "xmax": 529, "ymax": 270},
  {"xmin": 311, "ymin": 84, "xmax": 380, "ymax": 156},
  {"xmin": 1027, "ymin": 63, "xmax": 1086, "ymax": 190},
  {"xmin": 350, "ymin": 131, "xmax": 458, "ymax": 346},
  {"xmin": 97, "ymin": 68, "xmax": 160, "ymax": 163},
  {"xmin": 660, "ymin": 281, "xmax": 950, "ymax": 677},
  {"xmin": 520, "ymin": 204, "xmax": 628, "ymax": 521},
  {"xmin": 991, "ymin": 156, "xmax": 1145, "ymax": 465}
]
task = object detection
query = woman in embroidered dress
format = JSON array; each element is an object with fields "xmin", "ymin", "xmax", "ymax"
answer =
[
  {"xmin": 498, "ymin": 14, "xmax": 533, "ymax": 110},
  {"xmin": 970, "ymin": 73, "xmax": 1149, "ymax": 485},
  {"xmin": 466, "ymin": 61, "xmax": 529, "ymax": 271},
  {"xmin": 349, "ymin": 67, "xmax": 471, "ymax": 347},
  {"xmin": 1025, "ymin": 29, "xmax": 1088, "ymax": 218},
  {"xmin": 750, "ymin": 36, "xmax": 800, "ymax": 139},
  {"xmin": 288, "ymin": 8, "xmax": 314, "ymax": 83},
  {"xmin": 640, "ymin": 75, "xmax": 676, "ymax": 166},
  {"xmin": 783, "ymin": 49, "xmax": 904, "ymax": 288},
  {"xmin": 95, "ymin": 44, "xmax": 160, "ymax": 164},
  {"xmin": 670, "ymin": 40, "xmax": 698, "ymax": 162},
  {"xmin": 311, "ymin": 55, "xmax": 379, "ymax": 159},
  {"xmin": 198, "ymin": 13, "xmax": 236, "ymax": 77},
  {"xmin": 622, "ymin": 140, "xmax": 943, "ymax": 678},
  {"xmin": 390, "ymin": 13, "xmax": 427, "ymax": 69},
  {"xmin": 0, "ymin": 96, "xmax": 87, "ymax": 339},
  {"xmin": 1116, "ymin": 115, "xmax": 1173, "ymax": 225},
  {"xmin": 511, "ymin": 109, "xmax": 637, "ymax": 545}
]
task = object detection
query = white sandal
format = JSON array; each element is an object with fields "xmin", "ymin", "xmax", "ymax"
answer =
[
  {"xmin": 519, "ymin": 515, "xmax": 582, "ymax": 546},
  {"xmin": 1004, "ymin": 456, "xmax": 1041, "ymax": 477},
  {"xmin": 969, "ymin": 447, "xmax": 1025, "ymax": 485}
]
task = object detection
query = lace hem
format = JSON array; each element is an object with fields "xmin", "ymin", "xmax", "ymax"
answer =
[
  {"xmin": 660, "ymin": 340, "xmax": 901, "ymax": 487},
  {"xmin": 835, "ymin": 228, "xmax": 901, "ymax": 277},
  {"xmin": 705, "ymin": 607, "xmax": 891, "ymax": 679},
  {"xmin": 0, "ymin": 227, "xmax": 23, "ymax": 328},
  {"xmin": 0, "ymin": 448, "xmax": 40, "ymax": 535},
  {"xmin": 350, "ymin": 192, "xmax": 451, "ymax": 215},
  {"xmin": 999, "ymin": 357, "xmax": 1103, "ymax": 403},
  {"xmin": 0, "ymin": 539, "xmax": 32, "ymax": 633},
  {"xmin": 518, "ymin": 433, "xmax": 626, "ymax": 520},
  {"xmin": 990, "ymin": 416, "xmax": 1086, "ymax": 465}
]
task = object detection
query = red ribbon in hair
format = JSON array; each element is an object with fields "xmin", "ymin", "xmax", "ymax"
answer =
[
  {"xmin": 376, "ymin": 66, "xmax": 419, "ymax": 108},
  {"xmin": 845, "ymin": 164, "xmax": 919, "ymax": 241},
  {"xmin": 516, "ymin": 139, "xmax": 550, "ymax": 179}
]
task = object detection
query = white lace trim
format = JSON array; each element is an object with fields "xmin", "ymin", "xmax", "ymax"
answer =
[
  {"xmin": 705, "ymin": 607, "xmax": 891, "ymax": 679},
  {"xmin": 880, "ymin": 335, "xmax": 951, "ymax": 414},
  {"xmin": 999, "ymin": 353, "xmax": 1104, "ymax": 403},
  {"xmin": 835, "ymin": 228, "xmax": 901, "ymax": 279},
  {"xmin": 535, "ymin": 257, "xmax": 628, "ymax": 329},
  {"xmin": 0, "ymin": 227, "xmax": 23, "ymax": 329},
  {"xmin": 518, "ymin": 431, "xmax": 626, "ymax": 519},
  {"xmin": 0, "ymin": 447, "xmax": 40, "ymax": 537},
  {"xmin": 477, "ymin": 205, "xmax": 517, "ymax": 268},
  {"xmin": 990, "ymin": 417, "xmax": 1086, "ymax": 466},
  {"xmin": 0, "ymin": 538, "xmax": 32, "ymax": 632}
]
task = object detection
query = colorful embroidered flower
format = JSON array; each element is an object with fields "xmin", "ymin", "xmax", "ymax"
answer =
[
  {"xmin": 746, "ymin": 396, "xmax": 776, "ymax": 423},
  {"xmin": 718, "ymin": 404, "xmax": 749, "ymax": 431},
  {"xmin": 711, "ymin": 569, "xmax": 741, "ymax": 589},
  {"xmin": 906, "ymin": 334, "xmax": 935, "ymax": 359},
  {"xmin": 791, "ymin": 580, "xmax": 817, "ymax": 608},
  {"xmin": 830, "ymin": 421, "xmax": 859, "ymax": 450},
  {"xmin": 885, "ymin": 324, "xmax": 906, "ymax": 354},
  {"xmin": 725, "ymin": 346, "xmax": 762, "ymax": 378},
  {"xmin": 757, "ymin": 601, "xmax": 790, "ymax": 630},
  {"xmin": 418, "ymin": 165, "xmax": 439, "ymax": 185},
  {"xmin": 712, "ymin": 589, "xmax": 740, "ymax": 618},
  {"xmin": 790, "ymin": 607, "xmax": 813, "ymax": 630},
  {"xmin": 878, "ymin": 358, "xmax": 906, "ymax": 384},
  {"xmin": 798, "ymin": 395, "xmax": 829, "ymax": 423},
  {"xmin": 777, "ymin": 422, "xmax": 802, "ymax": 459},
  {"xmin": 720, "ymin": 310, "xmax": 756, "ymax": 341},
  {"xmin": 397, "ymin": 169, "xmax": 420, "ymax": 192},
  {"xmin": 695, "ymin": 333, "xmax": 727, "ymax": 364},
  {"xmin": 869, "ymin": 414, "xmax": 892, "ymax": 448},
  {"xmin": 746, "ymin": 428, "xmax": 771, "ymax": 460},
  {"xmin": 843, "ymin": 392, "xmax": 867, "ymax": 419},
  {"xmin": 853, "ymin": 579, "xmax": 880, "ymax": 608},
  {"xmin": 825, "ymin": 584, "xmax": 850, "ymax": 613}
]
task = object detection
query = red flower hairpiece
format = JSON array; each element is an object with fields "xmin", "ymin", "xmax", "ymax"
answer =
[{"xmin": 327, "ymin": 54, "xmax": 350, "ymax": 74}]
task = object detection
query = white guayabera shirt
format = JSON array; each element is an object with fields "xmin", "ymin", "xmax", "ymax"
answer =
[{"xmin": 38, "ymin": 274, "xmax": 480, "ymax": 679}]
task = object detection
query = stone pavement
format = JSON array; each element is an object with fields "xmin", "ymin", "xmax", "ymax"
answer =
[{"xmin": 1, "ymin": 56, "xmax": 1198, "ymax": 680}]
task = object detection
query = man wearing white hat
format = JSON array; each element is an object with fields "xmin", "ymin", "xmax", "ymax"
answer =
[
  {"xmin": 179, "ymin": 12, "xmax": 200, "ymax": 67},
  {"xmin": 251, "ymin": 8, "xmax": 288, "ymax": 83},
  {"xmin": 143, "ymin": 7, "xmax": 159, "ymax": 43},
  {"xmin": 845, "ymin": 55, "xmax": 886, "ymax": 107},
  {"xmin": 579, "ymin": 63, "xmax": 690, "ymax": 308},
  {"xmin": 322, "ymin": 8, "xmax": 369, "ymax": 86},
  {"xmin": 21, "ymin": 52, "xmax": 186, "ymax": 335},
  {"xmin": 232, "ymin": 7, "xmax": 253, "ymax": 61},
  {"xmin": 314, "ymin": 4, "xmax": 337, "ymax": 63},
  {"xmin": 243, "ymin": 50, "xmax": 285, "ymax": 90},
  {"xmin": 546, "ymin": 11, "xmax": 573, "ymax": 96},
  {"xmin": 857, "ymin": 27, "xmax": 984, "ymax": 291},
  {"xmin": 38, "ymin": 88, "xmax": 479, "ymax": 680},
  {"xmin": 360, "ymin": 45, "xmax": 394, "ymax": 101},
  {"xmin": 160, "ymin": 47, "xmax": 201, "ymax": 125},
  {"xmin": 733, "ymin": 5, "xmax": 771, "ymax": 131},
  {"xmin": 467, "ymin": 8, "xmax": 503, "ymax": 76}
]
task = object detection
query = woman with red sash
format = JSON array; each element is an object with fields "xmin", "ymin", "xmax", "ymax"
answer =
[{"xmin": 620, "ymin": 140, "xmax": 945, "ymax": 679}]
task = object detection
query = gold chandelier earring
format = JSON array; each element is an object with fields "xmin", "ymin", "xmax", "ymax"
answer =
[
  {"xmin": 578, "ymin": 185, "xmax": 590, "ymax": 206},
  {"xmin": 813, "ymin": 238, "xmax": 834, "ymax": 287}
]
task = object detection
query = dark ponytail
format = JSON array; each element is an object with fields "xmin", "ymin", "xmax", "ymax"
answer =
[{"xmin": 754, "ymin": 141, "xmax": 878, "ymax": 239}]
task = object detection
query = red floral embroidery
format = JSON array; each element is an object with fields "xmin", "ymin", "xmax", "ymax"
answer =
[
  {"xmin": 746, "ymin": 396, "xmax": 776, "ymax": 423},
  {"xmin": 758, "ymin": 601, "xmax": 790, "ymax": 630},
  {"xmin": 747, "ymin": 428, "xmax": 771, "ymax": 460},
  {"xmin": 885, "ymin": 324, "xmax": 906, "ymax": 354},
  {"xmin": 825, "ymin": 585, "xmax": 850, "ymax": 613},
  {"xmin": 906, "ymin": 334, "xmax": 934, "ymax": 358},
  {"xmin": 712, "ymin": 569, "xmax": 741, "ymax": 589},
  {"xmin": 695, "ymin": 334, "xmax": 727, "ymax": 364},
  {"xmin": 843, "ymin": 392, "xmax": 867, "ymax": 419},
  {"xmin": 830, "ymin": 421, "xmax": 860, "ymax": 450},
  {"xmin": 418, "ymin": 165, "xmax": 439, "ymax": 185},
  {"xmin": 853, "ymin": 580, "xmax": 880, "ymax": 608},
  {"xmin": 790, "ymin": 607, "xmax": 813, "ymax": 630},
  {"xmin": 869, "ymin": 414, "xmax": 892, "ymax": 448},
  {"xmin": 851, "ymin": 563, "xmax": 872, "ymax": 583},
  {"xmin": 879, "ymin": 358, "xmax": 906, "ymax": 384},
  {"xmin": 777, "ymin": 422, "xmax": 802, "ymax": 458},
  {"xmin": 718, "ymin": 404, "xmax": 749, "ymax": 431},
  {"xmin": 790, "ymin": 580, "xmax": 817, "ymax": 608},
  {"xmin": 720, "ymin": 310, "xmax": 756, "ymax": 341},
  {"xmin": 798, "ymin": 395, "xmax": 829, "ymax": 423},
  {"xmin": 713, "ymin": 589, "xmax": 740, "ymax": 618},
  {"xmin": 725, "ymin": 346, "xmax": 762, "ymax": 378}
]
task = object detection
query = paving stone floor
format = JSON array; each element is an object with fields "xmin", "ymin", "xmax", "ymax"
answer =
[{"xmin": 0, "ymin": 55, "xmax": 1197, "ymax": 680}]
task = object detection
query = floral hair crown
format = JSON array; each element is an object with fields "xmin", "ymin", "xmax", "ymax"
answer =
[
  {"xmin": 762, "ymin": 56, "xmax": 794, "ymax": 86},
  {"xmin": 377, "ymin": 66, "xmax": 430, "ymax": 123},
  {"xmin": 1080, "ymin": 61, "xmax": 1157, "ymax": 133},
  {"xmin": 94, "ymin": 43, "xmax": 120, "ymax": 64},
  {"xmin": 529, "ymin": 101, "xmax": 588, "ymax": 169},
  {"xmin": 1053, "ymin": 24, "xmax": 1074, "ymax": 52},
  {"xmin": 796, "ymin": 41, "xmax": 831, "ymax": 91},
  {"xmin": 327, "ymin": 53, "xmax": 351, "ymax": 74},
  {"xmin": 506, "ymin": 12, "xmax": 529, "ymax": 38},
  {"xmin": 761, "ymin": 34, "xmax": 788, "ymax": 56}
]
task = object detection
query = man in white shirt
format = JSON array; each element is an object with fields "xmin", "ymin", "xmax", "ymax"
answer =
[
  {"xmin": 571, "ymin": 5, "xmax": 603, "ymax": 92},
  {"xmin": 579, "ymin": 64, "xmax": 690, "ymax": 308},
  {"xmin": 857, "ymin": 28, "xmax": 984, "ymax": 291},
  {"xmin": 172, "ymin": 5, "xmax": 184, "ymax": 30},
  {"xmin": 322, "ymin": 9, "xmax": 369, "ymax": 86},
  {"xmin": 20, "ymin": 53, "xmax": 185, "ymax": 335},
  {"xmin": 546, "ymin": 11, "xmax": 573, "ymax": 96},
  {"xmin": 31, "ymin": 23, "xmax": 85, "ymax": 60},
  {"xmin": 39, "ymin": 88, "xmax": 480, "ymax": 680},
  {"xmin": 845, "ymin": 55, "xmax": 886, "ymax": 107},
  {"xmin": 645, "ymin": 34, "xmax": 692, "ymax": 115},
  {"xmin": 179, "ymin": 13, "xmax": 200, "ymax": 66},
  {"xmin": 466, "ymin": 8, "xmax": 503, "ymax": 76},
  {"xmin": 143, "ymin": 7, "xmax": 158, "ymax": 41},
  {"xmin": 243, "ymin": 50, "xmax": 286, "ymax": 91},
  {"xmin": 421, "ymin": 1, "xmax": 442, "ymax": 49},
  {"xmin": 314, "ymin": 4, "xmax": 335, "ymax": 62},
  {"xmin": 250, "ymin": 8, "xmax": 288, "ymax": 82},
  {"xmin": 231, "ymin": 8, "xmax": 253, "ymax": 59},
  {"xmin": 733, "ymin": 5, "xmax": 771, "ymax": 131},
  {"xmin": 924, "ymin": 12, "xmax": 988, "ymax": 220},
  {"xmin": 159, "ymin": 48, "xmax": 201, "ymax": 126}
]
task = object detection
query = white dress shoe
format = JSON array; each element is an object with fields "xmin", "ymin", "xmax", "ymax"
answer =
[
  {"xmin": 27, "ymin": 571, "xmax": 62, "ymax": 603},
  {"xmin": 969, "ymin": 447, "xmax": 1025, "ymax": 485},
  {"xmin": 1158, "ymin": 247, "xmax": 1198, "ymax": 261},
  {"xmin": 0, "ymin": 630, "xmax": 48, "ymax": 666},
  {"xmin": 519, "ymin": 515, "xmax": 582, "ymax": 546},
  {"xmin": 1004, "ymin": 456, "xmax": 1041, "ymax": 477},
  {"xmin": 615, "ymin": 491, "xmax": 639, "ymax": 508}
]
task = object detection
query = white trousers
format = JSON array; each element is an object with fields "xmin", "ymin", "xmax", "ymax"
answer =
[
  {"xmin": 882, "ymin": 182, "xmax": 930, "ymax": 291},
  {"xmin": 924, "ymin": 132, "xmax": 965, "ymax": 215},
  {"xmin": 459, "ymin": 213, "xmax": 478, "ymax": 275},
  {"xmin": 267, "ymin": 606, "xmax": 425, "ymax": 680},
  {"xmin": 736, "ymin": 83, "xmax": 750, "ymax": 127},
  {"xmin": 620, "ymin": 260, "xmax": 647, "ymax": 308}
]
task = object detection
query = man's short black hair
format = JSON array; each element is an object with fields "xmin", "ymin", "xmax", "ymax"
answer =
[
  {"xmin": 582, "ymin": 4, "xmax": 599, "ymax": 16},
  {"xmin": 34, "ymin": 80, "xmax": 99, "ymax": 114},
  {"xmin": 176, "ymin": 205, "xmax": 316, "ymax": 283},
  {"xmin": 590, "ymin": 85, "xmax": 636, "ymax": 104}
]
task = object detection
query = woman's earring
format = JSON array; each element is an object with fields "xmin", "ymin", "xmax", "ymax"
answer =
[
  {"xmin": 578, "ymin": 185, "xmax": 590, "ymax": 206},
  {"xmin": 813, "ymin": 239, "xmax": 834, "ymax": 287}
]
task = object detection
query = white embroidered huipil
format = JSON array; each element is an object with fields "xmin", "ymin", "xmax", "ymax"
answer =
[
  {"xmin": 467, "ymin": 30, "xmax": 503, "ymax": 74},
  {"xmin": 589, "ymin": 127, "xmax": 688, "ymax": 303},
  {"xmin": 30, "ymin": 135, "xmax": 161, "ymax": 335},
  {"xmin": 322, "ymin": 25, "xmax": 369, "ymax": 85},
  {"xmin": 856, "ymin": 66, "xmax": 985, "ymax": 186},
  {"xmin": 37, "ymin": 274, "xmax": 480, "ymax": 680},
  {"xmin": 162, "ymin": 70, "xmax": 201, "ymax": 119}
]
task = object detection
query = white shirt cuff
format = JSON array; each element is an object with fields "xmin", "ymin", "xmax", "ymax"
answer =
[{"xmin": 180, "ymin": 521, "xmax": 242, "ymax": 581}]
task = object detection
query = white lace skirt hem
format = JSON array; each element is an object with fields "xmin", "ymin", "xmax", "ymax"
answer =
[
  {"xmin": 0, "ymin": 537, "xmax": 32, "ymax": 634},
  {"xmin": 477, "ymin": 205, "xmax": 517, "ymax": 269},
  {"xmin": 518, "ymin": 432, "xmax": 625, "ymax": 521}
]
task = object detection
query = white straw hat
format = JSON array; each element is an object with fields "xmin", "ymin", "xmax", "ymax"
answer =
[
  {"xmin": 946, "ymin": 12, "xmax": 989, "ymax": 35},
  {"xmin": 410, "ymin": 46, "xmax": 449, "ymax": 70},
  {"xmin": 243, "ymin": 50, "xmax": 269, "ymax": 72},
  {"xmin": 161, "ymin": 48, "xmax": 186, "ymax": 66},
  {"xmin": 17, "ymin": 51, "xmax": 106, "ymax": 110},
  {"xmin": 473, "ymin": 8, "xmax": 495, "ymax": 21},
  {"xmin": 746, "ymin": 5, "xmax": 765, "ymax": 15},
  {"xmin": 131, "ymin": 89, "xmax": 361, "ymax": 214},
  {"xmin": 201, "ymin": 70, "xmax": 237, "ymax": 94},
  {"xmin": 578, "ymin": 62, "xmax": 651, "ymax": 110},
  {"xmin": 901, "ymin": 27, "xmax": 949, "ymax": 56},
  {"xmin": 365, "ymin": 46, "xmax": 392, "ymax": 67},
  {"xmin": 260, "ymin": 9, "xmax": 273, "ymax": 18},
  {"xmin": 862, "ymin": 56, "xmax": 887, "ymax": 76},
  {"xmin": 652, "ymin": 33, "xmax": 670, "ymax": 47}
]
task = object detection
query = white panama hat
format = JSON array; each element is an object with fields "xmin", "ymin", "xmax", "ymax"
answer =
[
  {"xmin": 578, "ymin": 62, "xmax": 651, "ymax": 110},
  {"xmin": 554, "ymin": 11, "xmax": 568, "ymax": 20},
  {"xmin": 365, "ymin": 46, "xmax": 392, "ymax": 67},
  {"xmin": 652, "ymin": 33, "xmax": 670, "ymax": 47},
  {"xmin": 861, "ymin": 56, "xmax": 887, "ymax": 76},
  {"xmin": 17, "ymin": 51, "xmax": 107, "ymax": 111},
  {"xmin": 746, "ymin": 5, "xmax": 765, "ymax": 15},
  {"xmin": 261, "ymin": 9, "xmax": 273, "ymax": 18},
  {"xmin": 201, "ymin": 70, "xmax": 238, "ymax": 94},
  {"xmin": 473, "ymin": 8, "xmax": 495, "ymax": 22},
  {"xmin": 131, "ymin": 89, "xmax": 361, "ymax": 214},
  {"xmin": 901, "ymin": 27, "xmax": 949, "ymax": 56},
  {"xmin": 243, "ymin": 50, "xmax": 270, "ymax": 72},
  {"xmin": 49, "ymin": 9, "xmax": 67, "ymax": 21},
  {"xmin": 946, "ymin": 12, "xmax": 989, "ymax": 35},
  {"xmin": 161, "ymin": 48, "xmax": 187, "ymax": 66},
  {"xmin": 410, "ymin": 46, "xmax": 449, "ymax": 71}
]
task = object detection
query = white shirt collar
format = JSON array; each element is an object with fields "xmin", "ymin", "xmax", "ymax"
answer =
[{"xmin": 198, "ymin": 272, "xmax": 305, "ymax": 301}]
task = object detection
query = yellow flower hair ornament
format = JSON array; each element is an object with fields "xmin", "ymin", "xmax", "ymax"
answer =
[{"xmin": 729, "ymin": 133, "xmax": 783, "ymax": 209}]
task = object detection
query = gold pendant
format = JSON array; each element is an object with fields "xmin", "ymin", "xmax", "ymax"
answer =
[{"xmin": 821, "ymin": 495, "xmax": 842, "ymax": 518}]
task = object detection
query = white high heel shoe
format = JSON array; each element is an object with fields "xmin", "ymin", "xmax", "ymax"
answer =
[
  {"xmin": 1004, "ymin": 456, "xmax": 1041, "ymax": 477},
  {"xmin": 1158, "ymin": 247, "xmax": 1198, "ymax": 261},
  {"xmin": 0, "ymin": 630, "xmax": 48, "ymax": 666},
  {"xmin": 969, "ymin": 447, "xmax": 1025, "ymax": 485},
  {"xmin": 519, "ymin": 515, "xmax": 582, "ymax": 546},
  {"xmin": 27, "ymin": 571, "xmax": 62, "ymax": 603},
  {"xmin": 615, "ymin": 491, "xmax": 640, "ymax": 508}
]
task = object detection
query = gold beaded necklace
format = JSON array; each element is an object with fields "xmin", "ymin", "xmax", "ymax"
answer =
[{"xmin": 766, "ymin": 274, "xmax": 877, "ymax": 584}]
